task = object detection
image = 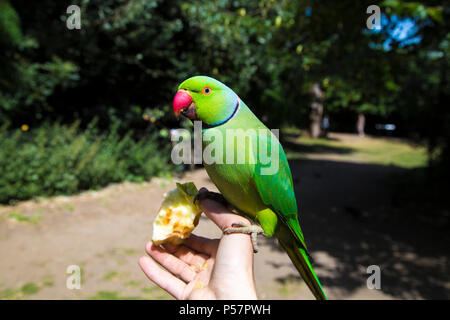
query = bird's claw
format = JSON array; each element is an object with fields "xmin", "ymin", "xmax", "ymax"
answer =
[
  {"xmin": 224, "ymin": 223, "xmax": 265, "ymax": 253},
  {"xmin": 193, "ymin": 187, "xmax": 229, "ymax": 207}
]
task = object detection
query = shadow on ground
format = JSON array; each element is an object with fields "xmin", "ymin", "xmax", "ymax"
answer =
[{"xmin": 264, "ymin": 158, "xmax": 450, "ymax": 299}]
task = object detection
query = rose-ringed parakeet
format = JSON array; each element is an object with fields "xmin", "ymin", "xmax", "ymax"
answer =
[{"xmin": 172, "ymin": 76, "xmax": 327, "ymax": 300}]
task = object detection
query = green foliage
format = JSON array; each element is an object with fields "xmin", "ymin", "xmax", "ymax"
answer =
[
  {"xmin": 0, "ymin": 0, "xmax": 22, "ymax": 45},
  {"xmin": 0, "ymin": 121, "xmax": 172, "ymax": 204},
  {"xmin": 0, "ymin": 57, "xmax": 80, "ymax": 121}
]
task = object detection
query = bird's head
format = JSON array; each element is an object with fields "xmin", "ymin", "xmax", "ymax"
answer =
[{"xmin": 172, "ymin": 76, "xmax": 239, "ymax": 126}]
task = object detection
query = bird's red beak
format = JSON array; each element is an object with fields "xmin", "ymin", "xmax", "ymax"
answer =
[{"xmin": 173, "ymin": 90, "xmax": 193, "ymax": 116}]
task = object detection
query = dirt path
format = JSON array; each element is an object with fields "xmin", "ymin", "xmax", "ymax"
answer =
[{"xmin": 0, "ymin": 133, "xmax": 448, "ymax": 300}]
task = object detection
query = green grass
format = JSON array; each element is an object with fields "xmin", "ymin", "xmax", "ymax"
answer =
[
  {"xmin": 88, "ymin": 290, "xmax": 143, "ymax": 300},
  {"xmin": 141, "ymin": 286, "xmax": 171, "ymax": 300},
  {"xmin": 141, "ymin": 287, "xmax": 156, "ymax": 294},
  {"xmin": 0, "ymin": 288, "xmax": 18, "ymax": 299},
  {"xmin": 275, "ymin": 275, "xmax": 305, "ymax": 297},
  {"xmin": 285, "ymin": 133, "xmax": 428, "ymax": 169},
  {"xmin": 20, "ymin": 283, "xmax": 39, "ymax": 295},
  {"xmin": 8, "ymin": 210, "xmax": 42, "ymax": 224},
  {"xmin": 277, "ymin": 285, "xmax": 290, "ymax": 296},
  {"xmin": 42, "ymin": 279, "xmax": 54, "ymax": 287},
  {"xmin": 0, "ymin": 279, "xmax": 53, "ymax": 299},
  {"xmin": 103, "ymin": 271, "xmax": 120, "ymax": 281},
  {"xmin": 124, "ymin": 280, "xmax": 141, "ymax": 287},
  {"xmin": 123, "ymin": 248, "xmax": 138, "ymax": 256},
  {"xmin": 103, "ymin": 270, "xmax": 129, "ymax": 281}
]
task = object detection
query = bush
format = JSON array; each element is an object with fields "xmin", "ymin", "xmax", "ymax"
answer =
[{"xmin": 0, "ymin": 120, "xmax": 172, "ymax": 204}]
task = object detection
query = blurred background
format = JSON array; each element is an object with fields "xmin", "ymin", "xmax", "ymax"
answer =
[{"xmin": 0, "ymin": 0, "xmax": 448, "ymax": 300}]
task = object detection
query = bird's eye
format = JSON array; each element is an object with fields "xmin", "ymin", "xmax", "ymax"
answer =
[{"xmin": 202, "ymin": 87, "xmax": 212, "ymax": 95}]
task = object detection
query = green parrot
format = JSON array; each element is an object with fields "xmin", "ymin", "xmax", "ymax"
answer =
[{"xmin": 172, "ymin": 75, "xmax": 327, "ymax": 300}]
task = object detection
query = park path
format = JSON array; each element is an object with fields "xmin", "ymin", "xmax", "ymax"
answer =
[{"xmin": 0, "ymin": 133, "xmax": 448, "ymax": 300}]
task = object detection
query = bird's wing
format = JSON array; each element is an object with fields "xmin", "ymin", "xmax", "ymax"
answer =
[{"xmin": 252, "ymin": 130, "xmax": 308, "ymax": 252}]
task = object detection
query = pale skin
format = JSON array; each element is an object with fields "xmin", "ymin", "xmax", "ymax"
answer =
[{"xmin": 139, "ymin": 197, "xmax": 258, "ymax": 300}]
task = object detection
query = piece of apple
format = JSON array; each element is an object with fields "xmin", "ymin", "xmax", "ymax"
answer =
[{"xmin": 152, "ymin": 182, "xmax": 202, "ymax": 246}]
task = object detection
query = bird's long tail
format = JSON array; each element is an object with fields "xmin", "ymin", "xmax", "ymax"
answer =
[{"xmin": 278, "ymin": 238, "xmax": 327, "ymax": 300}]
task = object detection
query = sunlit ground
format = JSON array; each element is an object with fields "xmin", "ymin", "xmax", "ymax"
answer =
[{"xmin": 284, "ymin": 131, "xmax": 427, "ymax": 169}]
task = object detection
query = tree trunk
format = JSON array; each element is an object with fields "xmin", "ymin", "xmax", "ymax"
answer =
[
  {"xmin": 357, "ymin": 113, "xmax": 365, "ymax": 137},
  {"xmin": 309, "ymin": 82, "xmax": 324, "ymax": 138}
]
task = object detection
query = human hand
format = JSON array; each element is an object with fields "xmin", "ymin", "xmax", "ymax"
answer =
[{"xmin": 139, "ymin": 197, "xmax": 258, "ymax": 300}]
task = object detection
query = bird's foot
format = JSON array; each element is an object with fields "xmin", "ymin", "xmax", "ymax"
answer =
[
  {"xmin": 193, "ymin": 187, "xmax": 229, "ymax": 207},
  {"xmin": 224, "ymin": 223, "xmax": 265, "ymax": 253}
]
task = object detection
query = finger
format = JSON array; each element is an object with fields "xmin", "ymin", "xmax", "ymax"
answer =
[
  {"xmin": 183, "ymin": 234, "xmax": 219, "ymax": 256},
  {"xmin": 139, "ymin": 256, "xmax": 186, "ymax": 300},
  {"xmin": 199, "ymin": 198, "xmax": 250, "ymax": 232},
  {"xmin": 146, "ymin": 242, "xmax": 197, "ymax": 283},
  {"xmin": 163, "ymin": 242, "xmax": 209, "ymax": 268}
]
